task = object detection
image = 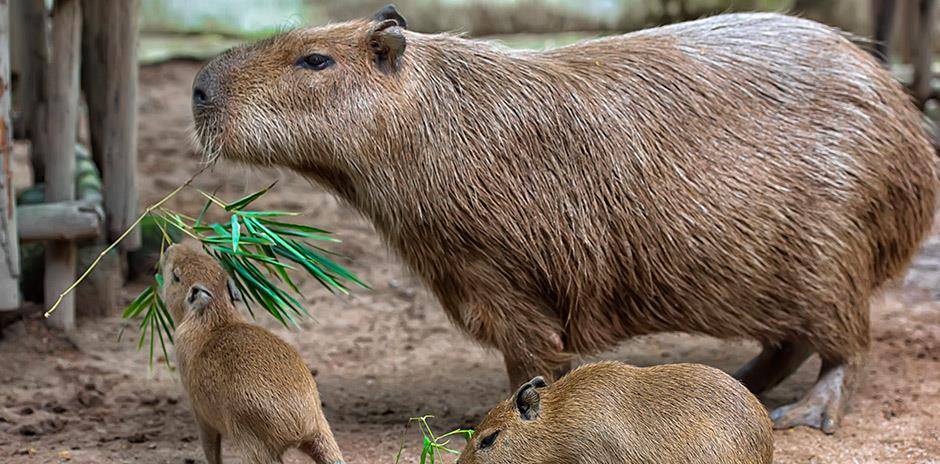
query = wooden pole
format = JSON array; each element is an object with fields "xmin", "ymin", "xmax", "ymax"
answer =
[
  {"xmin": 871, "ymin": 0, "xmax": 897, "ymax": 64},
  {"xmin": 82, "ymin": 0, "xmax": 139, "ymax": 252},
  {"xmin": 12, "ymin": 0, "xmax": 48, "ymax": 182},
  {"xmin": 0, "ymin": 1, "xmax": 22, "ymax": 311},
  {"xmin": 44, "ymin": 0, "xmax": 82, "ymax": 330},
  {"xmin": 913, "ymin": 0, "xmax": 937, "ymax": 108},
  {"xmin": 10, "ymin": 0, "xmax": 47, "ymax": 146}
]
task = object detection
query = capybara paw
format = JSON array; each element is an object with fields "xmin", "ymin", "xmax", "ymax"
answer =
[{"xmin": 770, "ymin": 364, "xmax": 847, "ymax": 434}]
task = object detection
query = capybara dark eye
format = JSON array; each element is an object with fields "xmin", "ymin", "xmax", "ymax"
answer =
[
  {"xmin": 479, "ymin": 430, "xmax": 499, "ymax": 449},
  {"xmin": 172, "ymin": 269, "xmax": 181, "ymax": 283},
  {"xmin": 297, "ymin": 53, "xmax": 334, "ymax": 71}
]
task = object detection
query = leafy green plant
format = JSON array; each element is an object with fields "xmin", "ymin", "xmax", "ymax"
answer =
[
  {"xmin": 119, "ymin": 184, "xmax": 368, "ymax": 366},
  {"xmin": 395, "ymin": 416, "xmax": 475, "ymax": 464}
]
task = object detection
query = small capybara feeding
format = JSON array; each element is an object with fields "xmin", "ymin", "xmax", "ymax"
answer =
[
  {"xmin": 190, "ymin": 5, "xmax": 938, "ymax": 433},
  {"xmin": 160, "ymin": 244, "xmax": 345, "ymax": 464},
  {"xmin": 458, "ymin": 361, "xmax": 773, "ymax": 464}
]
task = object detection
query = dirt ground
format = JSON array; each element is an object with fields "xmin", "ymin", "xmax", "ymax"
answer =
[{"xmin": 1, "ymin": 60, "xmax": 939, "ymax": 463}]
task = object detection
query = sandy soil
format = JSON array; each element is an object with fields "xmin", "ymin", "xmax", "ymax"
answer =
[{"xmin": 1, "ymin": 61, "xmax": 939, "ymax": 464}]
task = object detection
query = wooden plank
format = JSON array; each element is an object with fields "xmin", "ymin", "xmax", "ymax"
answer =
[
  {"xmin": 17, "ymin": 200, "xmax": 102, "ymax": 242},
  {"xmin": 913, "ymin": 0, "xmax": 937, "ymax": 108},
  {"xmin": 0, "ymin": 1, "xmax": 22, "ymax": 311},
  {"xmin": 82, "ymin": 0, "xmax": 140, "ymax": 251},
  {"xmin": 44, "ymin": 0, "xmax": 82, "ymax": 330}
]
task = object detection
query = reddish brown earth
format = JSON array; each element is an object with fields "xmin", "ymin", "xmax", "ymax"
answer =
[{"xmin": 1, "ymin": 61, "xmax": 939, "ymax": 463}]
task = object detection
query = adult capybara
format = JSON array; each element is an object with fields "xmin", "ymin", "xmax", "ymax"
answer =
[
  {"xmin": 458, "ymin": 361, "xmax": 773, "ymax": 464},
  {"xmin": 190, "ymin": 5, "xmax": 938, "ymax": 433},
  {"xmin": 161, "ymin": 244, "xmax": 344, "ymax": 464}
]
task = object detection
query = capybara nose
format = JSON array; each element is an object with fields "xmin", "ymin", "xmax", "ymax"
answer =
[{"xmin": 192, "ymin": 66, "xmax": 218, "ymax": 111}]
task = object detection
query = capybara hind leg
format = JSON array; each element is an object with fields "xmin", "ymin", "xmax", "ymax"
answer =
[
  {"xmin": 734, "ymin": 340, "xmax": 813, "ymax": 394},
  {"xmin": 770, "ymin": 355, "xmax": 864, "ymax": 434},
  {"xmin": 196, "ymin": 419, "xmax": 222, "ymax": 464},
  {"xmin": 299, "ymin": 429, "xmax": 345, "ymax": 464}
]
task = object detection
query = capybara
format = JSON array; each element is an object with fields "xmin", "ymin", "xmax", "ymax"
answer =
[
  {"xmin": 458, "ymin": 361, "xmax": 773, "ymax": 464},
  {"xmin": 190, "ymin": 5, "xmax": 938, "ymax": 433},
  {"xmin": 160, "ymin": 244, "xmax": 344, "ymax": 464}
]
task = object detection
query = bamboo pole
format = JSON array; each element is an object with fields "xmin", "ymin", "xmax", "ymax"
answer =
[
  {"xmin": 44, "ymin": 0, "xmax": 82, "ymax": 330},
  {"xmin": 82, "ymin": 0, "xmax": 140, "ymax": 252},
  {"xmin": 0, "ymin": 1, "xmax": 21, "ymax": 311}
]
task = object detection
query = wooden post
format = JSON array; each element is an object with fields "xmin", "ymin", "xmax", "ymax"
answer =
[
  {"xmin": 913, "ymin": 0, "xmax": 937, "ymax": 108},
  {"xmin": 82, "ymin": 0, "xmax": 140, "ymax": 252},
  {"xmin": 44, "ymin": 0, "xmax": 82, "ymax": 330},
  {"xmin": 10, "ymin": 0, "xmax": 47, "ymax": 146},
  {"xmin": 871, "ymin": 0, "xmax": 897, "ymax": 64},
  {"xmin": 1, "ymin": 1, "xmax": 22, "ymax": 312}
]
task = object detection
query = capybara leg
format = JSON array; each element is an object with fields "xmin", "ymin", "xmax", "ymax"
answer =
[
  {"xmin": 503, "ymin": 350, "xmax": 569, "ymax": 390},
  {"xmin": 734, "ymin": 340, "xmax": 813, "ymax": 394},
  {"xmin": 299, "ymin": 429, "xmax": 345, "ymax": 464},
  {"xmin": 196, "ymin": 420, "xmax": 222, "ymax": 464},
  {"xmin": 234, "ymin": 434, "xmax": 282, "ymax": 464},
  {"xmin": 769, "ymin": 355, "xmax": 864, "ymax": 434},
  {"xmin": 502, "ymin": 331, "xmax": 569, "ymax": 389}
]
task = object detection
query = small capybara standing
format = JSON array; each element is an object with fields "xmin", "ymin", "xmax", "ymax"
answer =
[
  {"xmin": 458, "ymin": 361, "xmax": 773, "ymax": 464},
  {"xmin": 160, "ymin": 244, "xmax": 344, "ymax": 464},
  {"xmin": 190, "ymin": 5, "xmax": 938, "ymax": 433}
]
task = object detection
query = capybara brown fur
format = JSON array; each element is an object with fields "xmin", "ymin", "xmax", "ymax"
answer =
[
  {"xmin": 191, "ymin": 5, "xmax": 938, "ymax": 433},
  {"xmin": 458, "ymin": 361, "xmax": 773, "ymax": 464},
  {"xmin": 160, "ymin": 244, "xmax": 344, "ymax": 464}
]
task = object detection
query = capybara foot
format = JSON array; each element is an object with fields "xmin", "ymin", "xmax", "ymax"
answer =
[
  {"xmin": 735, "ymin": 340, "xmax": 813, "ymax": 394},
  {"xmin": 770, "ymin": 362, "xmax": 848, "ymax": 434}
]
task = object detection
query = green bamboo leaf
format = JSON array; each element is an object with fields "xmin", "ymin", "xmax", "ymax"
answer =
[
  {"xmin": 256, "ymin": 218, "xmax": 333, "ymax": 235},
  {"xmin": 194, "ymin": 197, "xmax": 212, "ymax": 227},
  {"xmin": 236, "ymin": 211, "xmax": 300, "ymax": 217},
  {"xmin": 224, "ymin": 182, "xmax": 276, "ymax": 211},
  {"xmin": 123, "ymin": 286, "xmax": 154, "ymax": 319},
  {"xmin": 231, "ymin": 215, "xmax": 241, "ymax": 251}
]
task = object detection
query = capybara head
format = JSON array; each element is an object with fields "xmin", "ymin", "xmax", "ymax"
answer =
[
  {"xmin": 159, "ymin": 244, "xmax": 241, "ymax": 324},
  {"xmin": 191, "ymin": 4, "xmax": 409, "ymax": 173},
  {"xmin": 458, "ymin": 376, "xmax": 549, "ymax": 464}
]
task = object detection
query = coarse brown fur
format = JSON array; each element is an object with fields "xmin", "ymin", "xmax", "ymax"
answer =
[
  {"xmin": 191, "ymin": 7, "xmax": 938, "ymax": 432},
  {"xmin": 458, "ymin": 361, "xmax": 773, "ymax": 464},
  {"xmin": 160, "ymin": 244, "xmax": 344, "ymax": 464}
]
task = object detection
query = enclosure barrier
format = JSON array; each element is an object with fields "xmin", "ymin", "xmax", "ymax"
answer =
[{"xmin": 0, "ymin": 0, "xmax": 140, "ymax": 330}]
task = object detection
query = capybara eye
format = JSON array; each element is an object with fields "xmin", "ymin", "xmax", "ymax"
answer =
[
  {"xmin": 172, "ymin": 269, "xmax": 181, "ymax": 283},
  {"xmin": 479, "ymin": 430, "xmax": 499, "ymax": 449},
  {"xmin": 297, "ymin": 53, "xmax": 334, "ymax": 71}
]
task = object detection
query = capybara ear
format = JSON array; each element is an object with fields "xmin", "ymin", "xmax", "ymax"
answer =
[
  {"xmin": 227, "ymin": 278, "xmax": 242, "ymax": 303},
  {"xmin": 368, "ymin": 19, "xmax": 406, "ymax": 74},
  {"xmin": 372, "ymin": 4, "xmax": 407, "ymax": 29},
  {"xmin": 186, "ymin": 284, "xmax": 213, "ymax": 314},
  {"xmin": 514, "ymin": 377, "xmax": 544, "ymax": 421}
]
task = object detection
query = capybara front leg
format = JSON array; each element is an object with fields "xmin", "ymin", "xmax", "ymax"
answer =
[
  {"xmin": 299, "ymin": 423, "xmax": 345, "ymax": 464},
  {"xmin": 734, "ymin": 340, "xmax": 813, "ymax": 395},
  {"xmin": 503, "ymin": 334, "xmax": 571, "ymax": 391},
  {"xmin": 769, "ymin": 354, "xmax": 864, "ymax": 434},
  {"xmin": 196, "ymin": 419, "xmax": 222, "ymax": 464}
]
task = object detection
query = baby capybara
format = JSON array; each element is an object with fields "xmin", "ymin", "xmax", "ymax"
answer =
[
  {"xmin": 191, "ymin": 5, "xmax": 938, "ymax": 432},
  {"xmin": 458, "ymin": 361, "xmax": 773, "ymax": 464},
  {"xmin": 160, "ymin": 244, "xmax": 343, "ymax": 464}
]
